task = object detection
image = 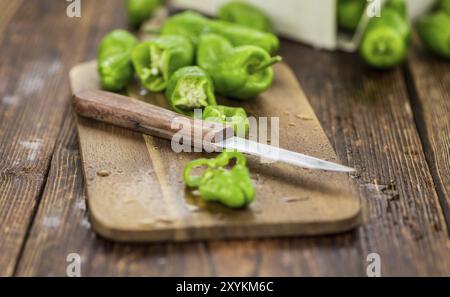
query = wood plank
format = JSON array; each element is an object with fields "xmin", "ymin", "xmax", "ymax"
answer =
[
  {"xmin": 69, "ymin": 61, "xmax": 360, "ymax": 242},
  {"xmin": 405, "ymin": 38, "xmax": 450, "ymax": 232},
  {"xmin": 16, "ymin": 112, "xmax": 212, "ymax": 276},
  {"xmin": 0, "ymin": 0, "xmax": 108, "ymax": 276}
]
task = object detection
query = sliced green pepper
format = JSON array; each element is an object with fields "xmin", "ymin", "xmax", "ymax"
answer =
[
  {"xmin": 126, "ymin": 0, "xmax": 162, "ymax": 29},
  {"xmin": 183, "ymin": 151, "xmax": 255, "ymax": 208},
  {"xmin": 197, "ymin": 33, "xmax": 281, "ymax": 100},
  {"xmin": 418, "ymin": 11, "xmax": 450, "ymax": 59},
  {"xmin": 203, "ymin": 105, "xmax": 250, "ymax": 136},
  {"xmin": 218, "ymin": 1, "xmax": 274, "ymax": 33},
  {"xmin": 166, "ymin": 66, "xmax": 217, "ymax": 116},
  {"xmin": 359, "ymin": 1, "xmax": 411, "ymax": 69},
  {"xmin": 161, "ymin": 11, "xmax": 279, "ymax": 54},
  {"xmin": 337, "ymin": 0, "xmax": 367, "ymax": 32},
  {"xmin": 98, "ymin": 29, "xmax": 138, "ymax": 92},
  {"xmin": 131, "ymin": 35, "xmax": 194, "ymax": 92}
]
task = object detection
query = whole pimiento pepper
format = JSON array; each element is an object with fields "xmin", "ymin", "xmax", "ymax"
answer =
[
  {"xmin": 183, "ymin": 151, "xmax": 255, "ymax": 208},
  {"xmin": 337, "ymin": 0, "xmax": 367, "ymax": 31},
  {"xmin": 218, "ymin": 1, "xmax": 274, "ymax": 33},
  {"xmin": 203, "ymin": 105, "xmax": 250, "ymax": 136},
  {"xmin": 161, "ymin": 11, "xmax": 279, "ymax": 54},
  {"xmin": 165, "ymin": 66, "xmax": 217, "ymax": 116},
  {"xmin": 126, "ymin": 0, "xmax": 162, "ymax": 28},
  {"xmin": 131, "ymin": 35, "xmax": 194, "ymax": 92},
  {"xmin": 197, "ymin": 34, "xmax": 281, "ymax": 100},
  {"xmin": 98, "ymin": 29, "xmax": 138, "ymax": 91},
  {"xmin": 359, "ymin": 0, "xmax": 411, "ymax": 69},
  {"xmin": 418, "ymin": 11, "xmax": 450, "ymax": 59}
]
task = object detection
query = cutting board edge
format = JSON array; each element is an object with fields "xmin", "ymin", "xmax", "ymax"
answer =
[{"xmin": 88, "ymin": 201, "xmax": 362, "ymax": 243}]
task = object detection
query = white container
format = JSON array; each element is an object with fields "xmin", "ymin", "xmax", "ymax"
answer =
[{"xmin": 171, "ymin": 0, "xmax": 436, "ymax": 51}]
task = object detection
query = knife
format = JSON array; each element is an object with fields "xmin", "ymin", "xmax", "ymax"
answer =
[{"xmin": 73, "ymin": 90, "xmax": 355, "ymax": 173}]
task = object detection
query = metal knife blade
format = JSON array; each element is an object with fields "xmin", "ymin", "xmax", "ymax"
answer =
[{"xmin": 213, "ymin": 137, "xmax": 355, "ymax": 173}]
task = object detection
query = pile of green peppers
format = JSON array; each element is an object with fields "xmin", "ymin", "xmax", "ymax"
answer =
[
  {"xmin": 218, "ymin": 1, "xmax": 274, "ymax": 33},
  {"xmin": 183, "ymin": 151, "xmax": 255, "ymax": 208},
  {"xmin": 96, "ymin": 3, "xmax": 286, "ymax": 208},
  {"xmin": 418, "ymin": 0, "xmax": 450, "ymax": 59},
  {"xmin": 359, "ymin": 0, "xmax": 411, "ymax": 69},
  {"xmin": 161, "ymin": 11, "xmax": 280, "ymax": 55}
]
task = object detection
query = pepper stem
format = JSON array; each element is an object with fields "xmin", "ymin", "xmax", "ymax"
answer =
[{"xmin": 248, "ymin": 56, "xmax": 282, "ymax": 75}]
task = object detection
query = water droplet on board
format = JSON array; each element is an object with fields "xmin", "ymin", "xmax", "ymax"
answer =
[
  {"xmin": 296, "ymin": 114, "xmax": 313, "ymax": 120},
  {"xmin": 96, "ymin": 170, "xmax": 110, "ymax": 177},
  {"xmin": 155, "ymin": 217, "xmax": 173, "ymax": 225},
  {"xmin": 282, "ymin": 196, "xmax": 310, "ymax": 203}
]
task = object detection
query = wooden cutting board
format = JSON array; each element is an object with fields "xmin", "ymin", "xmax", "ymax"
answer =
[{"xmin": 69, "ymin": 60, "xmax": 361, "ymax": 242}]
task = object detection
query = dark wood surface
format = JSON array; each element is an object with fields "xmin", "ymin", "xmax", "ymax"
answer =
[{"xmin": 1, "ymin": 0, "xmax": 449, "ymax": 276}]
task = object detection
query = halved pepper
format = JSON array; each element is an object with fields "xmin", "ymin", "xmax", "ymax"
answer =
[
  {"xmin": 161, "ymin": 11, "xmax": 279, "ymax": 54},
  {"xmin": 218, "ymin": 1, "xmax": 274, "ymax": 33},
  {"xmin": 183, "ymin": 151, "xmax": 255, "ymax": 208},
  {"xmin": 203, "ymin": 105, "xmax": 250, "ymax": 136},
  {"xmin": 359, "ymin": 0, "xmax": 411, "ymax": 69},
  {"xmin": 418, "ymin": 11, "xmax": 450, "ymax": 59},
  {"xmin": 197, "ymin": 33, "xmax": 282, "ymax": 100},
  {"xmin": 126, "ymin": 0, "xmax": 162, "ymax": 29},
  {"xmin": 131, "ymin": 35, "xmax": 194, "ymax": 92},
  {"xmin": 98, "ymin": 29, "xmax": 138, "ymax": 91},
  {"xmin": 165, "ymin": 66, "xmax": 217, "ymax": 116}
]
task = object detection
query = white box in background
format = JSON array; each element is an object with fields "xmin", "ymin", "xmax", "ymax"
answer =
[{"xmin": 170, "ymin": 0, "xmax": 436, "ymax": 51}]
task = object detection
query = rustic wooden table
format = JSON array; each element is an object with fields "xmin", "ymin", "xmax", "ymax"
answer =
[{"xmin": 1, "ymin": 0, "xmax": 449, "ymax": 276}]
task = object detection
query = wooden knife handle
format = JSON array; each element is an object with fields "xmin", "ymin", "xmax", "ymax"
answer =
[{"xmin": 73, "ymin": 90, "xmax": 233, "ymax": 144}]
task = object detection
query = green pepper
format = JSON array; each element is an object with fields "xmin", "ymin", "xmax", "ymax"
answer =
[
  {"xmin": 359, "ymin": 1, "xmax": 411, "ymax": 69},
  {"xmin": 126, "ymin": 0, "xmax": 162, "ymax": 28},
  {"xmin": 418, "ymin": 11, "xmax": 450, "ymax": 59},
  {"xmin": 98, "ymin": 29, "xmax": 138, "ymax": 92},
  {"xmin": 183, "ymin": 151, "xmax": 255, "ymax": 208},
  {"xmin": 337, "ymin": 0, "xmax": 367, "ymax": 31},
  {"xmin": 203, "ymin": 105, "xmax": 250, "ymax": 136},
  {"xmin": 131, "ymin": 35, "xmax": 194, "ymax": 92},
  {"xmin": 438, "ymin": 0, "xmax": 450, "ymax": 15},
  {"xmin": 197, "ymin": 33, "xmax": 281, "ymax": 100},
  {"xmin": 161, "ymin": 11, "xmax": 279, "ymax": 54},
  {"xmin": 218, "ymin": 1, "xmax": 274, "ymax": 33},
  {"xmin": 166, "ymin": 66, "xmax": 217, "ymax": 116}
]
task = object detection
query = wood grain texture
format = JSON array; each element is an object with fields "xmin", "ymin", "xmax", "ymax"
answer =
[
  {"xmin": 272, "ymin": 39, "xmax": 450, "ymax": 276},
  {"xmin": 10, "ymin": 0, "xmax": 450, "ymax": 276},
  {"xmin": 405, "ymin": 39, "xmax": 450, "ymax": 232},
  {"xmin": 0, "ymin": 0, "xmax": 103, "ymax": 276},
  {"xmin": 69, "ymin": 61, "xmax": 360, "ymax": 242}
]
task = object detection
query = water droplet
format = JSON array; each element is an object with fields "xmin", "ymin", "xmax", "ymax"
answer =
[{"xmin": 96, "ymin": 170, "xmax": 110, "ymax": 177}]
